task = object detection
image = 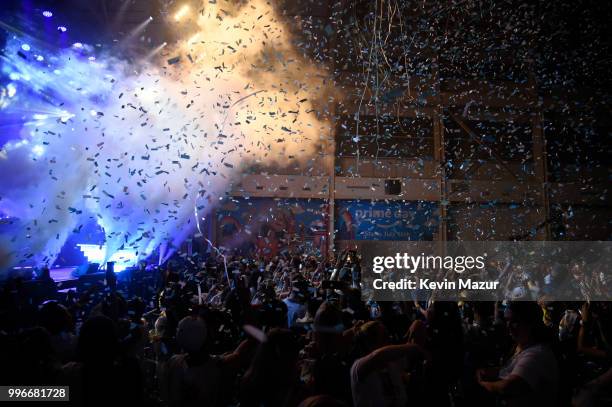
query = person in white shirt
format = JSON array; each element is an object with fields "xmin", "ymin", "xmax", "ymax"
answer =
[
  {"xmin": 477, "ymin": 302, "xmax": 559, "ymax": 407},
  {"xmin": 350, "ymin": 321, "xmax": 426, "ymax": 407},
  {"xmin": 159, "ymin": 315, "xmax": 252, "ymax": 407}
]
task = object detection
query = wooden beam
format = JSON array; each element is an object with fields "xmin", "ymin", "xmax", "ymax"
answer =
[{"xmin": 449, "ymin": 112, "xmax": 521, "ymax": 181}]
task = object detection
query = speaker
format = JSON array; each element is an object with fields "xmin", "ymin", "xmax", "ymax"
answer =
[{"xmin": 384, "ymin": 179, "xmax": 402, "ymax": 195}]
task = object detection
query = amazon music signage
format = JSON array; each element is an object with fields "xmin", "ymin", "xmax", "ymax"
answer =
[{"xmin": 335, "ymin": 200, "xmax": 439, "ymax": 241}]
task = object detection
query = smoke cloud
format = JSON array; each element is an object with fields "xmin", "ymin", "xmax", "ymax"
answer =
[{"xmin": 0, "ymin": 0, "xmax": 332, "ymax": 269}]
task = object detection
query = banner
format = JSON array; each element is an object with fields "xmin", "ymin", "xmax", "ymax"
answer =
[
  {"xmin": 335, "ymin": 200, "xmax": 438, "ymax": 241},
  {"xmin": 216, "ymin": 198, "xmax": 328, "ymax": 257}
]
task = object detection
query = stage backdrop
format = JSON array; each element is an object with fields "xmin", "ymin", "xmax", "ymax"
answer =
[
  {"xmin": 215, "ymin": 198, "xmax": 328, "ymax": 257},
  {"xmin": 335, "ymin": 200, "xmax": 439, "ymax": 241}
]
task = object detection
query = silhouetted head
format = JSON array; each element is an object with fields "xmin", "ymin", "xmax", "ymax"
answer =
[
  {"xmin": 38, "ymin": 301, "xmax": 73, "ymax": 335},
  {"xmin": 506, "ymin": 302, "xmax": 545, "ymax": 346},
  {"xmin": 77, "ymin": 315, "xmax": 119, "ymax": 365}
]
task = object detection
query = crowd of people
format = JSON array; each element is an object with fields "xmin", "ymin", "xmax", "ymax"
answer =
[{"xmin": 0, "ymin": 247, "xmax": 611, "ymax": 407}]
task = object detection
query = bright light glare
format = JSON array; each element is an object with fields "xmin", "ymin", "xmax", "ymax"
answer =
[
  {"xmin": 31, "ymin": 145, "xmax": 45, "ymax": 157},
  {"xmin": 174, "ymin": 5, "xmax": 190, "ymax": 21},
  {"xmin": 7, "ymin": 83, "xmax": 16, "ymax": 97},
  {"xmin": 77, "ymin": 244, "xmax": 138, "ymax": 272},
  {"xmin": 187, "ymin": 33, "xmax": 199, "ymax": 44},
  {"xmin": 59, "ymin": 110, "xmax": 74, "ymax": 123}
]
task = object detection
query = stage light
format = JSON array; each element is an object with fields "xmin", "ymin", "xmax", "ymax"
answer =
[
  {"xmin": 31, "ymin": 145, "xmax": 45, "ymax": 157},
  {"xmin": 72, "ymin": 42, "xmax": 83, "ymax": 49},
  {"xmin": 6, "ymin": 83, "xmax": 16, "ymax": 98},
  {"xmin": 174, "ymin": 5, "xmax": 190, "ymax": 21},
  {"xmin": 59, "ymin": 111, "xmax": 74, "ymax": 123},
  {"xmin": 119, "ymin": 17, "xmax": 153, "ymax": 45},
  {"xmin": 144, "ymin": 42, "xmax": 167, "ymax": 60},
  {"xmin": 21, "ymin": 44, "xmax": 30, "ymax": 51},
  {"xmin": 42, "ymin": 11, "xmax": 53, "ymax": 18},
  {"xmin": 57, "ymin": 26, "xmax": 67, "ymax": 33},
  {"xmin": 77, "ymin": 244, "xmax": 138, "ymax": 273}
]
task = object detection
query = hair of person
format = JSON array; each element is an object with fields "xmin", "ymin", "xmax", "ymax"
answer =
[
  {"xmin": 241, "ymin": 328, "xmax": 299, "ymax": 404},
  {"xmin": 38, "ymin": 301, "xmax": 73, "ymax": 335},
  {"xmin": 76, "ymin": 315, "xmax": 119, "ymax": 364},
  {"xmin": 314, "ymin": 301, "xmax": 343, "ymax": 333},
  {"xmin": 354, "ymin": 320, "xmax": 384, "ymax": 356},
  {"xmin": 298, "ymin": 395, "xmax": 347, "ymax": 407},
  {"xmin": 508, "ymin": 301, "xmax": 544, "ymax": 327},
  {"xmin": 508, "ymin": 301, "xmax": 554, "ymax": 343},
  {"xmin": 472, "ymin": 301, "xmax": 495, "ymax": 319},
  {"xmin": 176, "ymin": 315, "xmax": 208, "ymax": 354}
]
